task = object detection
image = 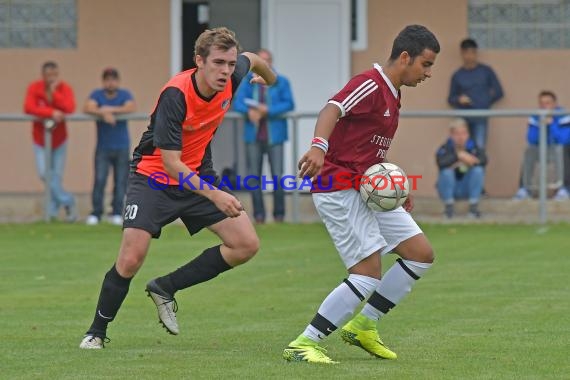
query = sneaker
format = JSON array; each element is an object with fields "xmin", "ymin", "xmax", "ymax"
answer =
[
  {"xmin": 444, "ymin": 203, "xmax": 454, "ymax": 219},
  {"xmin": 146, "ymin": 279, "xmax": 179, "ymax": 335},
  {"xmin": 553, "ymin": 187, "xmax": 569, "ymax": 201},
  {"xmin": 65, "ymin": 203, "xmax": 78, "ymax": 223},
  {"xmin": 512, "ymin": 188, "xmax": 530, "ymax": 201},
  {"xmin": 108, "ymin": 214, "xmax": 123, "ymax": 226},
  {"xmin": 468, "ymin": 203, "xmax": 481, "ymax": 219},
  {"xmin": 85, "ymin": 215, "xmax": 99, "ymax": 226},
  {"xmin": 79, "ymin": 334, "xmax": 108, "ymax": 349},
  {"xmin": 340, "ymin": 315, "xmax": 397, "ymax": 360},
  {"xmin": 283, "ymin": 335, "xmax": 338, "ymax": 364}
]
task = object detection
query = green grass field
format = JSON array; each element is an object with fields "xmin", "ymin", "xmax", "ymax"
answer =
[{"xmin": 1, "ymin": 222, "xmax": 569, "ymax": 379}]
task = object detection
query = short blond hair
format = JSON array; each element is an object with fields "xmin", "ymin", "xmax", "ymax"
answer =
[
  {"xmin": 194, "ymin": 27, "xmax": 241, "ymax": 62},
  {"xmin": 449, "ymin": 118, "xmax": 468, "ymax": 132}
]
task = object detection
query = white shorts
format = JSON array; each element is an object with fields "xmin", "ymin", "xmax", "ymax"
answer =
[{"xmin": 313, "ymin": 189, "xmax": 423, "ymax": 269}]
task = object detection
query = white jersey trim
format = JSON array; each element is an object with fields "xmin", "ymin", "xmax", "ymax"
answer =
[
  {"xmin": 328, "ymin": 100, "xmax": 346, "ymax": 117},
  {"xmin": 332, "ymin": 78, "xmax": 379, "ymax": 118},
  {"xmin": 374, "ymin": 64, "xmax": 398, "ymax": 99}
]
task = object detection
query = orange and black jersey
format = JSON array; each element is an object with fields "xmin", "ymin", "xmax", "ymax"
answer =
[{"xmin": 132, "ymin": 54, "xmax": 251, "ymax": 185}]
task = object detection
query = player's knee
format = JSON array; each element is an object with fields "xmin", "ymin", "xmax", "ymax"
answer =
[
  {"xmin": 116, "ymin": 247, "xmax": 146, "ymax": 276},
  {"xmin": 235, "ymin": 234, "xmax": 260, "ymax": 263},
  {"xmin": 420, "ymin": 247, "xmax": 435, "ymax": 264}
]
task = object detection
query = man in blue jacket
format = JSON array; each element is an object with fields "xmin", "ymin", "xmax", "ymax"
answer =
[
  {"xmin": 513, "ymin": 91, "xmax": 568, "ymax": 201},
  {"xmin": 448, "ymin": 38, "xmax": 503, "ymax": 149},
  {"xmin": 436, "ymin": 118, "xmax": 487, "ymax": 218},
  {"xmin": 233, "ymin": 49, "xmax": 295, "ymax": 223}
]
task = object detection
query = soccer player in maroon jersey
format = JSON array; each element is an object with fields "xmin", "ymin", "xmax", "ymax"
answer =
[
  {"xmin": 283, "ymin": 25, "xmax": 440, "ymax": 364},
  {"xmin": 79, "ymin": 27, "xmax": 276, "ymax": 349}
]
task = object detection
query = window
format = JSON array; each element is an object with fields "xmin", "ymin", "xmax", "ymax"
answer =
[
  {"xmin": 468, "ymin": 0, "xmax": 570, "ymax": 49},
  {"xmin": 0, "ymin": 0, "xmax": 77, "ymax": 49},
  {"xmin": 351, "ymin": 0, "xmax": 367, "ymax": 51}
]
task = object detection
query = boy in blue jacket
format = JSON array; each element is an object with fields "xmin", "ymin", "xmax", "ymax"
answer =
[
  {"xmin": 513, "ymin": 91, "xmax": 568, "ymax": 200},
  {"xmin": 233, "ymin": 49, "xmax": 295, "ymax": 223}
]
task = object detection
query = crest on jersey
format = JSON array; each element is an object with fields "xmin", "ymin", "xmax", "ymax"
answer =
[{"xmin": 221, "ymin": 99, "xmax": 231, "ymax": 110}]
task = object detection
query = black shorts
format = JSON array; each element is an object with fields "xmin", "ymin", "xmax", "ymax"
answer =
[{"xmin": 123, "ymin": 173, "xmax": 231, "ymax": 238}]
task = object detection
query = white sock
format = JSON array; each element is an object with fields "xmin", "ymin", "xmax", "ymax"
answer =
[
  {"xmin": 360, "ymin": 259, "xmax": 432, "ymax": 321},
  {"xmin": 302, "ymin": 274, "xmax": 380, "ymax": 342}
]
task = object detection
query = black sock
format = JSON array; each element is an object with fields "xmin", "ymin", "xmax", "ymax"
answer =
[
  {"xmin": 87, "ymin": 264, "xmax": 132, "ymax": 337},
  {"xmin": 155, "ymin": 245, "xmax": 232, "ymax": 295}
]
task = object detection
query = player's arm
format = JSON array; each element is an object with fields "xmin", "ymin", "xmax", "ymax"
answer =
[
  {"xmin": 241, "ymin": 52, "xmax": 276, "ymax": 86},
  {"xmin": 298, "ymin": 103, "xmax": 340, "ymax": 178},
  {"xmin": 100, "ymin": 100, "xmax": 136, "ymax": 114},
  {"xmin": 84, "ymin": 93, "xmax": 118, "ymax": 125}
]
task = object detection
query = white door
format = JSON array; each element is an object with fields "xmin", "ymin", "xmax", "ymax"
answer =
[{"xmin": 261, "ymin": 0, "xmax": 351, "ymax": 181}]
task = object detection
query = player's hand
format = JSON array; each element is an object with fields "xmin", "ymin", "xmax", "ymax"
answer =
[
  {"xmin": 458, "ymin": 94, "xmax": 472, "ymax": 106},
  {"xmin": 52, "ymin": 110, "xmax": 65, "ymax": 123},
  {"xmin": 403, "ymin": 193, "xmax": 414, "ymax": 212},
  {"xmin": 248, "ymin": 108, "xmax": 262, "ymax": 124},
  {"xmin": 48, "ymin": 80, "xmax": 60, "ymax": 93},
  {"xmin": 298, "ymin": 147, "xmax": 325, "ymax": 179},
  {"xmin": 102, "ymin": 111, "xmax": 116, "ymax": 126},
  {"xmin": 458, "ymin": 151, "xmax": 479, "ymax": 166},
  {"xmin": 210, "ymin": 191, "xmax": 244, "ymax": 218},
  {"xmin": 250, "ymin": 75, "xmax": 269, "ymax": 85},
  {"xmin": 256, "ymin": 103, "xmax": 268, "ymax": 116}
]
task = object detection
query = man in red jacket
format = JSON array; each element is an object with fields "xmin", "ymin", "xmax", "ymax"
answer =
[{"xmin": 24, "ymin": 61, "xmax": 77, "ymax": 221}]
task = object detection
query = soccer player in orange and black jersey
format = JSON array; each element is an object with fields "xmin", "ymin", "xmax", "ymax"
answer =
[{"xmin": 79, "ymin": 27, "xmax": 276, "ymax": 349}]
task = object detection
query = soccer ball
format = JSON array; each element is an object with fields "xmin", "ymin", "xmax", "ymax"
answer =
[{"xmin": 359, "ymin": 162, "xmax": 409, "ymax": 212}]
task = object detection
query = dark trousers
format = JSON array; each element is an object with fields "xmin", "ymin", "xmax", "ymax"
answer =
[
  {"xmin": 564, "ymin": 145, "xmax": 570, "ymax": 190},
  {"xmin": 91, "ymin": 148, "xmax": 130, "ymax": 218},
  {"xmin": 245, "ymin": 142, "xmax": 285, "ymax": 221}
]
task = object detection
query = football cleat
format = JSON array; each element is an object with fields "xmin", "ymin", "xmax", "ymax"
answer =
[
  {"xmin": 340, "ymin": 316, "xmax": 397, "ymax": 359},
  {"xmin": 283, "ymin": 336, "xmax": 339, "ymax": 364},
  {"xmin": 146, "ymin": 279, "xmax": 179, "ymax": 335},
  {"xmin": 79, "ymin": 334, "xmax": 108, "ymax": 349}
]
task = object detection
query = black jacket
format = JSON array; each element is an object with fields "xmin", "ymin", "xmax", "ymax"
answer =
[{"xmin": 436, "ymin": 138, "xmax": 487, "ymax": 178}]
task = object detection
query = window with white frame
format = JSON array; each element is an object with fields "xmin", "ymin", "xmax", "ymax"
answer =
[
  {"xmin": 468, "ymin": 0, "xmax": 570, "ymax": 49},
  {"xmin": 351, "ymin": 0, "xmax": 367, "ymax": 50},
  {"xmin": 0, "ymin": 0, "xmax": 77, "ymax": 48}
]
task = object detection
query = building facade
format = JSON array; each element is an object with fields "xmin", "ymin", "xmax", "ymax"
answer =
[{"xmin": 1, "ymin": 0, "xmax": 568, "ymax": 199}]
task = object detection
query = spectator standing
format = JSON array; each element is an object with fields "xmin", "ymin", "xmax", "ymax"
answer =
[
  {"xmin": 84, "ymin": 68, "xmax": 136, "ymax": 225},
  {"xmin": 436, "ymin": 118, "xmax": 487, "ymax": 218},
  {"xmin": 24, "ymin": 61, "xmax": 77, "ymax": 221},
  {"xmin": 448, "ymin": 38, "xmax": 503, "ymax": 149},
  {"xmin": 233, "ymin": 49, "xmax": 295, "ymax": 223}
]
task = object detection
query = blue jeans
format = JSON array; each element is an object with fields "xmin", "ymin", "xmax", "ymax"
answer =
[
  {"xmin": 91, "ymin": 148, "xmax": 130, "ymax": 218},
  {"xmin": 33, "ymin": 142, "xmax": 75, "ymax": 218},
  {"xmin": 437, "ymin": 166, "xmax": 485, "ymax": 204},
  {"xmin": 466, "ymin": 117, "xmax": 488, "ymax": 149},
  {"xmin": 246, "ymin": 142, "xmax": 285, "ymax": 221}
]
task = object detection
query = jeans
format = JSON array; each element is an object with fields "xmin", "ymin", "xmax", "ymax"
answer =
[
  {"xmin": 437, "ymin": 166, "xmax": 485, "ymax": 204},
  {"xmin": 246, "ymin": 142, "xmax": 285, "ymax": 221},
  {"xmin": 33, "ymin": 142, "xmax": 75, "ymax": 218},
  {"xmin": 91, "ymin": 148, "xmax": 130, "ymax": 218},
  {"xmin": 466, "ymin": 117, "xmax": 488, "ymax": 149}
]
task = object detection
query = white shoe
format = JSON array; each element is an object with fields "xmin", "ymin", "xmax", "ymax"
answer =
[
  {"xmin": 85, "ymin": 215, "xmax": 99, "ymax": 226},
  {"xmin": 554, "ymin": 188, "xmax": 569, "ymax": 201},
  {"xmin": 79, "ymin": 334, "xmax": 105, "ymax": 349},
  {"xmin": 146, "ymin": 279, "xmax": 179, "ymax": 335},
  {"xmin": 512, "ymin": 188, "xmax": 530, "ymax": 201},
  {"xmin": 108, "ymin": 214, "xmax": 123, "ymax": 226}
]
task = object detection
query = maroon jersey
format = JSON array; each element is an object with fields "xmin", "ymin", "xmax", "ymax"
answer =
[{"xmin": 312, "ymin": 64, "xmax": 401, "ymax": 193}]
